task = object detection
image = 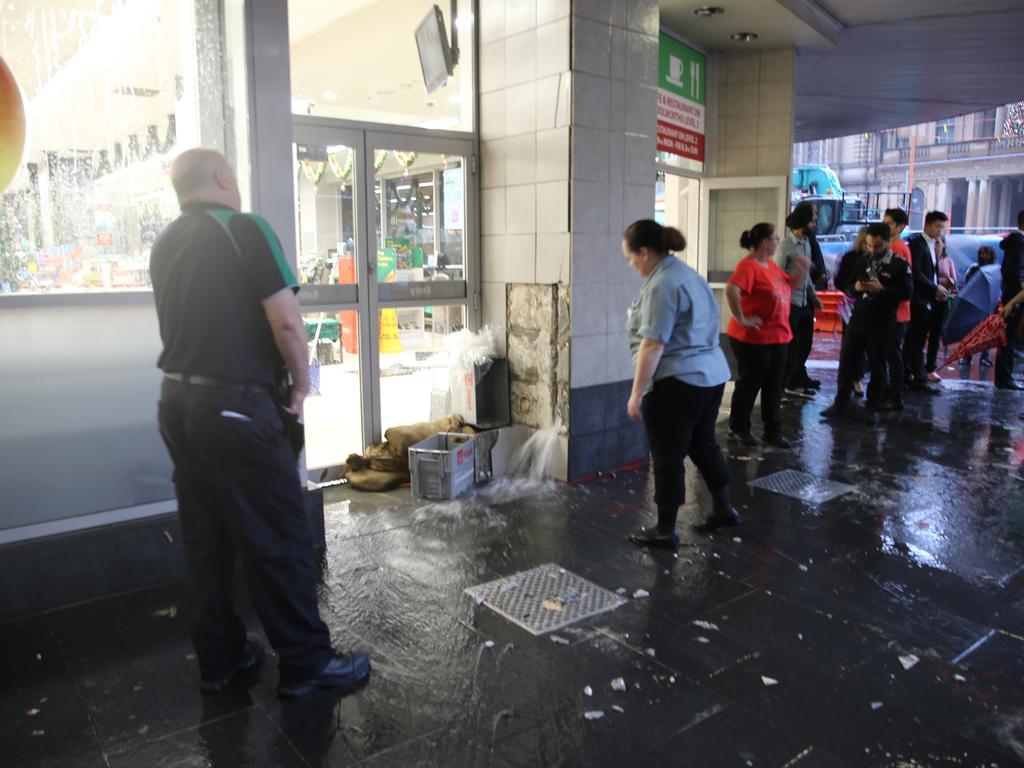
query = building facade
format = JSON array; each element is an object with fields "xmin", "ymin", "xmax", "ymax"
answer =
[{"xmin": 794, "ymin": 102, "xmax": 1024, "ymax": 231}]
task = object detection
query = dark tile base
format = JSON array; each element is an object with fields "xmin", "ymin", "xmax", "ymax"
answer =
[
  {"xmin": 0, "ymin": 488, "xmax": 325, "ymax": 621},
  {"xmin": 569, "ymin": 380, "xmax": 648, "ymax": 481}
]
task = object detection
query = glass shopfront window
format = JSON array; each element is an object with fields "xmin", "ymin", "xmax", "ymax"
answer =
[
  {"xmin": 0, "ymin": 1, "xmax": 248, "ymax": 532},
  {"xmin": 288, "ymin": 0, "xmax": 475, "ymax": 132},
  {"xmin": 0, "ymin": 0, "xmax": 249, "ymax": 297}
]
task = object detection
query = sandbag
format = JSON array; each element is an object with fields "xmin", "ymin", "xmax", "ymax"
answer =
[
  {"xmin": 345, "ymin": 467, "xmax": 409, "ymax": 492},
  {"xmin": 384, "ymin": 414, "xmax": 464, "ymax": 455}
]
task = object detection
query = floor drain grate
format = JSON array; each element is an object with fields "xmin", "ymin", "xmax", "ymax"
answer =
[
  {"xmin": 465, "ymin": 563, "xmax": 626, "ymax": 636},
  {"xmin": 748, "ymin": 469, "xmax": 855, "ymax": 504}
]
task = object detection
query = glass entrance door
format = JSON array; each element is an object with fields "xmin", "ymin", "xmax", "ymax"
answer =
[
  {"xmin": 656, "ymin": 170, "xmax": 702, "ymax": 272},
  {"xmin": 292, "ymin": 120, "xmax": 477, "ymax": 478}
]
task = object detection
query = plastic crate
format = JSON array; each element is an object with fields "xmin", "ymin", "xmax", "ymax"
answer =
[{"xmin": 409, "ymin": 433, "xmax": 476, "ymax": 500}]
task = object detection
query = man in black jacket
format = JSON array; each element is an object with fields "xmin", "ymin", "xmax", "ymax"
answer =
[
  {"xmin": 822, "ymin": 223, "xmax": 912, "ymax": 418},
  {"xmin": 995, "ymin": 210, "xmax": 1024, "ymax": 390},
  {"xmin": 904, "ymin": 211, "xmax": 949, "ymax": 394}
]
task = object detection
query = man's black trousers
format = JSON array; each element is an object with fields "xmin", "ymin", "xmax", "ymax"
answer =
[
  {"xmin": 838, "ymin": 319, "xmax": 893, "ymax": 402},
  {"xmin": 158, "ymin": 378, "xmax": 332, "ymax": 684}
]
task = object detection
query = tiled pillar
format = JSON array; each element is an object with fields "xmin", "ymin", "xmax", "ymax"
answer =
[
  {"xmin": 966, "ymin": 178, "xmax": 980, "ymax": 229},
  {"xmin": 566, "ymin": 0, "xmax": 659, "ymax": 480}
]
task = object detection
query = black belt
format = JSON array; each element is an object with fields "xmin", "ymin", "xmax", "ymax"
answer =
[{"xmin": 164, "ymin": 372, "xmax": 272, "ymax": 393}]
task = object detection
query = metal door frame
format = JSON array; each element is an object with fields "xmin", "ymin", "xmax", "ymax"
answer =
[{"xmin": 292, "ymin": 117, "xmax": 479, "ymax": 458}]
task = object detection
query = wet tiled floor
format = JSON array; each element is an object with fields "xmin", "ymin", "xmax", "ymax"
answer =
[{"xmin": 3, "ymin": 367, "xmax": 1024, "ymax": 766}]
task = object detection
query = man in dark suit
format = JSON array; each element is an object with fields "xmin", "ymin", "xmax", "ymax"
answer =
[
  {"xmin": 904, "ymin": 210, "xmax": 949, "ymax": 394},
  {"xmin": 995, "ymin": 210, "xmax": 1024, "ymax": 390}
]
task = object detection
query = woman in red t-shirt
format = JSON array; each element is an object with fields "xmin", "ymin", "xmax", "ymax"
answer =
[{"xmin": 725, "ymin": 223, "xmax": 809, "ymax": 449}]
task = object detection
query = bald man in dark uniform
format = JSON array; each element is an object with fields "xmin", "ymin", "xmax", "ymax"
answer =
[{"xmin": 151, "ymin": 148, "xmax": 369, "ymax": 698}]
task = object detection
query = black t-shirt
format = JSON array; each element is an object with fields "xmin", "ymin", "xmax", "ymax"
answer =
[{"xmin": 150, "ymin": 203, "xmax": 298, "ymax": 386}]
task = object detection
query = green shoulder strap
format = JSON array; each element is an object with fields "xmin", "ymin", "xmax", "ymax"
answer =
[{"xmin": 206, "ymin": 210, "xmax": 297, "ymax": 285}]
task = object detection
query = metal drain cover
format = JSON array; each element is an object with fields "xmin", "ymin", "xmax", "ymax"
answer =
[
  {"xmin": 465, "ymin": 564, "xmax": 626, "ymax": 636},
  {"xmin": 748, "ymin": 469, "xmax": 855, "ymax": 504}
]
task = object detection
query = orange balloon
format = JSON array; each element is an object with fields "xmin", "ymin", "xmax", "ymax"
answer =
[{"xmin": 0, "ymin": 56, "xmax": 27, "ymax": 193}]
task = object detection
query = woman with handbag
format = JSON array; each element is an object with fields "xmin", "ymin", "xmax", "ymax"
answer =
[{"xmin": 926, "ymin": 237, "xmax": 958, "ymax": 382}]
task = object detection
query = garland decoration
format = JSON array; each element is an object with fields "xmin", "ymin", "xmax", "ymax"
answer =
[
  {"xmin": 300, "ymin": 159, "xmax": 326, "ymax": 186},
  {"xmin": 393, "ymin": 150, "xmax": 417, "ymax": 178},
  {"xmin": 328, "ymin": 150, "xmax": 354, "ymax": 190}
]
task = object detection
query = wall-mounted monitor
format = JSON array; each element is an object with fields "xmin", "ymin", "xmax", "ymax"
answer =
[{"xmin": 415, "ymin": 5, "xmax": 454, "ymax": 94}]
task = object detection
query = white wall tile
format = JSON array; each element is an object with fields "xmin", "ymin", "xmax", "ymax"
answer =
[
  {"xmin": 481, "ymin": 138, "xmax": 507, "ymax": 189},
  {"xmin": 536, "ymin": 127, "xmax": 570, "ymax": 182},
  {"xmin": 538, "ymin": 0, "xmax": 570, "ymax": 25},
  {"xmin": 507, "ymin": 184, "xmax": 537, "ymax": 234},
  {"xmin": 625, "ymin": 32, "xmax": 658, "ymax": 86},
  {"xmin": 505, "ymin": 133, "xmax": 537, "ymax": 186},
  {"xmin": 537, "ymin": 180, "xmax": 570, "ymax": 233},
  {"xmin": 536, "ymin": 234, "xmax": 569, "ymax": 286},
  {"xmin": 624, "ymin": 86, "xmax": 657, "ymax": 138},
  {"xmin": 572, "ymin": 179, "xmax": 611, "ymax": 234},
  {"xmin": 505, "ymin": 30, "xmax": 537, "ymax": 87},
  {"xmin": 556, "ymin": 72, "xmax": 573, "ymax": 127},
  {"xmin": 574, "ymin": 0, "xmax": 611, "ymax": 23},
  {"xmin": 536, "ymin": 75, "xmax": 560, "ymax": 130},
  {"xmin": 573, "ymin": 73, "xmax": 610, "ymax": 130},
  {"xmin": 608, "ymin": 79, "xmax": 625, "ymax": 131},
  {"xmin": 505, "ymin": 0, "xmax": 537, "ymax": 36},
  {"xmin": 506, "ymin": 233, "xmax": 537, "ymax": 282},
  {"xmin": 480, "ymin": 40, "xmax": 506, "ymax": 94},
  {"xmin": 536, "ymin": 233, "xmax": 571, "ymax": 283},
  {"xmin": 479, "ymin": 0, "xmax": 505, "ymax": 44},
  {"xmin": 608, "ymin": 132, "xmax": 624, "ymax": 184},
  {"xmin": 482, "ymin": 281, "xmax": 508, "ymax": 332},
  {"xmin": 571, "ymin": 232, "xmax": 613, "ymax": 284},
  {"xmin": 537, "ymin": 18, "xmax": 571, "ymax": 78},
  {"xmin": 571, "ymin": 283, "xmax": 609, "ymax": 337},
  {"xmin": 610, "ymin": 0, "xmax": 628, "ymax": 27},
  {"xmin": 571, "ymin": 334, "xmax": 608, "ymax": 387},
  {"xmin": 480, "ymin": 91, "xmax": 506, "ymax": 140},
  {"xmin": 610, "ymin": 27, "xmax": 627, "ymax": 79},
  {"xmin": 623, "ymin": 183, "xmax": 655, "ymax": 225},
  {"xmin": 623, "ymin": 134, "xmax": 655, "ymax": 185},
  {"xmin": 572, "ymin": 127, "xmax": 610, "ymax": 182},
  {"xmin": 606, "ymin": 332, "xmax": 634, "ymax": 383},
  {"xmin": 482, "ymin": 235, "xmax": 508, "ymax": 283},
  {"xmin": 627, "ymin": 0, "xmax": 658, "ymax": 36},
  {"xmin": 505, "ymin": 82, "xmax": 537, "ymax": 136},
  {"xmin": 607, "ymin": 181, "xmax": 626, "ymax": 235},
  {"xmin": 483, "ymin": 188, "xmax": 507, "ymax": 235},
  {"xmin": 573, "ymin": 18, "xmax": 611, "ymax": 77}
]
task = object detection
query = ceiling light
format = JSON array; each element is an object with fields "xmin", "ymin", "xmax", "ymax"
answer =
[
  {"xmin": 693, "ymin": 6, "xmax": 725, "ymax": 16},
  {"xmin": 730, "ymin": 32, "xmax": 759, "ymax": 42},
  {"xmin": 322, "ymin": 90, "xmax": 337, "ymax": 101}
]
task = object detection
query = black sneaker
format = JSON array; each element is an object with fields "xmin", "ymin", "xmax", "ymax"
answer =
[
  {"xmin": 200, "ymin": 638, "xmax": 265, "ymax": 694},
  {"xmin": 802, "ymin": 378, "xmax": 822, "ymax": 390},
  {"xmin": 628, "ymin": 527, "xmax": 680, "ymax": 549},
  {"xmin": 820, "ymin": 403, "xmax": 847, "ymax": 419},
  {"xmin": 728, "ymin": 430, "xmax": 758, "ymax": 448},
  {"xmin": 763, "ymin": 433, "xmax": 792, "ymax": 449},
  {"xmin": 278, "ymin": 651, "xmax": 371, "ymax": 699},
  {"xmin": 693, "ymin": 508, "xmax": 740, "ymax": 534}
]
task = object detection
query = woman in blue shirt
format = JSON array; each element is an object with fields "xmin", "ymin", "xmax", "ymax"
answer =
[{"xmin": 624, "ymin": 219, "xmax": 739, "ymax": 548}]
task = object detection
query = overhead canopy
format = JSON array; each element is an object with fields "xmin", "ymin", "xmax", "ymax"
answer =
[{"xmin": 660, "ymin": 0, "xmax": 1024, "ymax": 142}]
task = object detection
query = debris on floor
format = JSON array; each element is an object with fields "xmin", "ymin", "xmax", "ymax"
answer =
[
  {"xmin": 583, "ymin": 686, "xmax": 593, "ymax": 697},
  {"xmin": 152, "ymin": 606, "xmax": 177, "ymax": 619},
  {"xmin": 632, "ymin": 589, "xmax": 650, "ymax": 599},
  {"xmin": 871, "ymin": 701, "xmax": 883, "ymax": 710},
  {"xmin": 610, "ymin": 677, "xmax": 627, "ymax": 692},
  {"xmin": 693, "ymin": 620, "xmax": 720, "ymax": 631},
  {"xmin": 550, "ymin": 635, "xmax": 570, "ymax": 645},
  {"xmin": 899, "ymin": 654, "xmax": 920, "ymax": 670},
  {"xmin": 612, "ymin": 705, "xmax": 625, "ymax": 714},
  {"xmin": 584, "ymin": 710, "xmax": 605, "ymax": 720},
  {"xmin": 761, "ymin": 676, "xmax": 779, "ymax": 686},
  {"xmin": 645, "ymin": 648, "xmax": 656, "ymax": 657}
]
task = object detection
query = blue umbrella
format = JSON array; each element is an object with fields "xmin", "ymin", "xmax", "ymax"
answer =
[{"xmin": 943, "ymin": 264, "xmax": 1002, "ymax": 343}]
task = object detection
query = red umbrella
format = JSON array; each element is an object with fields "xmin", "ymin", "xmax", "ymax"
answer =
[{"xmin": 944, "ymin": 313, "xmax": 1008, "ymax": 366}]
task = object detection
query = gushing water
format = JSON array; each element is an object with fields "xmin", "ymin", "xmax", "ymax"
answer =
[{"xmin": 411, "ymin": 421, "xmax": 563, "ymax": 529}]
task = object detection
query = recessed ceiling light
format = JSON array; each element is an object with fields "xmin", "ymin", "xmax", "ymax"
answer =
[
  {"xmin": 730, "ymin": 32, "xmax": 759, "ymax": 42},
  {"xmin": 693, "ymin": 6, "xmax": 725, "ymax": 16},
  {"xmin": 322, "ymin": 90, "xmax": 337, "ymax": 101}
]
